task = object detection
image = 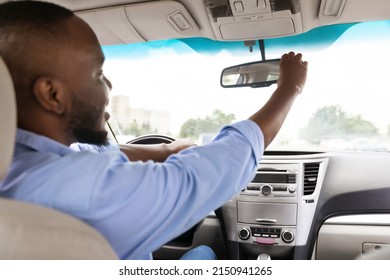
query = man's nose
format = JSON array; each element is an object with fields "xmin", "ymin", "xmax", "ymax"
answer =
[
  {"xmin": 104, "ymin": 112, "xmax": 110, "ymax": 122},
  {"xmin": 104, "ymin": 75, "xmax": 112, "ymax": 91}
]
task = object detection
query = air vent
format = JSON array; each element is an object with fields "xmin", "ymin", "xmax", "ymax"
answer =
[{"xmin": 303, "ymin": 163, "xmax": 320, "ymax": 195}]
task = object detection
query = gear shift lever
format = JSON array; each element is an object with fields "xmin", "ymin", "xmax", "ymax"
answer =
[{"xmin": 257, "ymin": 253, "xmax": 271, "ymax": 260}]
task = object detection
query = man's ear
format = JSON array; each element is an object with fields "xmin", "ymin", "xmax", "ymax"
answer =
[{"xmin": 32, "ymin": 77, "xmax": 66, "ymax": 115}]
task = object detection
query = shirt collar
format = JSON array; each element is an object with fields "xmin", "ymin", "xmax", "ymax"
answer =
[{"xmin": 15, "ymin": 128, "xmax": 73, "ymax": 156}]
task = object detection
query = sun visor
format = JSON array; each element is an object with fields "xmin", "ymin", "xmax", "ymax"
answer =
[
  {"xmin": 77, "ymin": 1, "xmax": 200, "ymax": 45},
  {"xmin": 205, "ymin": 0, "xmax": 303, "ymax": 41},
  {"xmin": 318, "ymin": 0, "xmax": 390, "ymax": 25}
]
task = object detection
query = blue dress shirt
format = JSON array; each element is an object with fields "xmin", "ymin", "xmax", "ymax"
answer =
[{"xmin": 0, "ymin": 120, "xmax": 264, "ymax": 259}]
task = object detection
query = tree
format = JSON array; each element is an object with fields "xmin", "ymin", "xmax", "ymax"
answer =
[
  {"xmin": 300, "ymin": 105, "xmax": 378, "ymax": 144},
  {"xmin": 344, "ymin": 115, "xmax": 378, "ymax": 136},
  {"xmin": 180, "ymin": 110, "xmax": 236, "ymax": 139}
]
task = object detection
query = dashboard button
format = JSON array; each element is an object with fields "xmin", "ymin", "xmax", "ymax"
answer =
[
  {"xmin": 288, "ymin": 185, "xmax": 296, "ymax": 193},
  {"xmin": 256, "ymin": 237, "xmax": 274, "ymax": 245},
  {"xmin": 238, "ymin": 228, "xmax": 251, "ymax": 240},
  {"xmin": 261, "ymin": 185, "xmax": 272, "ymax": 195},
  {"xmin": 281, "ymin": 230, "xmax": 294, "ymax": 243}
]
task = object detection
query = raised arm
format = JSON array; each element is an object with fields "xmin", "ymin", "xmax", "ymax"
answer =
[{"xmin": 249, "ymin": 52, "xmax": 308, "ymax": 148}]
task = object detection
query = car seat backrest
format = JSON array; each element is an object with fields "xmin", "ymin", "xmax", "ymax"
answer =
[{"xmin": 0, "ymin": 56, "xmax": 16, "ymax": 181}]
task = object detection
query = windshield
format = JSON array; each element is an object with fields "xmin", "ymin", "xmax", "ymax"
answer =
[{"xmin": 103, "ymin": 20, "xmax": 390, "ymax": 152}]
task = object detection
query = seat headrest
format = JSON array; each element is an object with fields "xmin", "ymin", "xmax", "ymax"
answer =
[{"xmin": 0, "ymin": 56, "xmax": 16, "ymax": 180}]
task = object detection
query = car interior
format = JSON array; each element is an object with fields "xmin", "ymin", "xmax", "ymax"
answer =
[{"xmin": 2, "ymin": 0, "xmax": 390, "ymax": 260}]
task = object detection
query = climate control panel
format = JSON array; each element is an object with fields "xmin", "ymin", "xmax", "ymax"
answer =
[{"xmin": 237, "ymin": 225, "xmax": 296, "ymax": 246}]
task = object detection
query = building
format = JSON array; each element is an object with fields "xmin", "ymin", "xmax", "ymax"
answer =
[{"xmin": 107, "ymin": 95, "xmax": 170, "ymax": 137}]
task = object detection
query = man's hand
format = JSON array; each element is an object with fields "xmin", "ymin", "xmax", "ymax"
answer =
[
  {"xmin": 166, "ymin": 139, "xmax": 197, "ymax": 155},
  {"xmin": 277, "ymin": 51, "xmax": 308, "ymax": 94}
]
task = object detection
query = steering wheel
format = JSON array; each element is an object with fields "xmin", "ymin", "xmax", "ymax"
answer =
[{"xmin": 126, "ymin": 134, "xmax": 175, "ymax": 145}]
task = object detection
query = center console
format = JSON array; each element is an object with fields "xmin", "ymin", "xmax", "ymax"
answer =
[{"xmin": 220, "ymin": 155, "xmax": 328, "ymax": 259}]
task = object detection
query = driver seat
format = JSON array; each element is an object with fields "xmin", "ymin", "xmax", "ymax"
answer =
[{"xmin": 0, "ymin": 56, "xmax": 118, "ymax": 259}]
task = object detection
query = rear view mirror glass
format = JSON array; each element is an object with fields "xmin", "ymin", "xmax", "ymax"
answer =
[{"xmin": 221, "ymin": 59, "xmax": 280, "ymax": 88}]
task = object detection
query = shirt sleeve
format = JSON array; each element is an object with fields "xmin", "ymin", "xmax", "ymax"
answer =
[{"xmin": 85, "ymin": 119, "xmax": 264, "ymax": 259}]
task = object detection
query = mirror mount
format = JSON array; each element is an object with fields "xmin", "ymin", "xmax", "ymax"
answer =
[
  {"xmin": 243, "ymin": 39, "xmax": 266, "ymax": 59},
  {"xmin": 244, "ymin": 40, "xmax": 256, "ymax": 53},
  {"xmin": 259, "ymin": 39, "xmax": 266, "ymax": 61}
]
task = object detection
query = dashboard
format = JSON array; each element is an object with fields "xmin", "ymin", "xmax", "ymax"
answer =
[{"xmin": 219, "ymin": 151, "xmax": 390, "ymax": 260}]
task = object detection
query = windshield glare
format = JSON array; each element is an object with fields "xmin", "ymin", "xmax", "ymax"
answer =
[{"xmin": 103, "ymin": 20, "xmax": 390, "ymax": 152}]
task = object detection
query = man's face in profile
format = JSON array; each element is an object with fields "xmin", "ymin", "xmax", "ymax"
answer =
[{"xmin": 60, "ymin": 16, "xmax": 113, "ymax": 145}]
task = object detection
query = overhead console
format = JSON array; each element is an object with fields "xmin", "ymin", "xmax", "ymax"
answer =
[
  {"xmin": 205, "ymin": 0, "xmax": 303, "ymax": 40},
  {"xmin": 77, "ymin": 0, "xmax": 304, "ymax": 46}
]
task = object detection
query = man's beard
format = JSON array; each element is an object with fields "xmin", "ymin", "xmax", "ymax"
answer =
[{"xmin": 68, "ymin": 96, "xmax": 109, "ymax": 146}]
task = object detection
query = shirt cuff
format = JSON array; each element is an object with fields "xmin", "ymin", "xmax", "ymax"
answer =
[{"xmin": 70, "ymin": 141, "xmax": 120, "ymax": 153}]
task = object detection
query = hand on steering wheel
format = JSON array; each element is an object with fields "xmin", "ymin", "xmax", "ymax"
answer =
[{"xmin": 123, "ymin": 134, "xmax": 196, "ymax": 162}]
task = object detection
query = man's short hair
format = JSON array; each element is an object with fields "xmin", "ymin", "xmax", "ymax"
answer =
[
  {"xmin": 0, "ymin": 1, "xmax": 74, "ymax": 55},
  {"xmin": 0, "ymin": 1, "xmax": 75, "ymax": 94},
  {"xmin": 0, "ymin": 1, "xmax": 73, "ymax": 30}
]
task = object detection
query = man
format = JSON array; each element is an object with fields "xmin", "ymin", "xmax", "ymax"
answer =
[{"xmin": 0, "ymin": 1, "xmax": 308, "ymax": 259}]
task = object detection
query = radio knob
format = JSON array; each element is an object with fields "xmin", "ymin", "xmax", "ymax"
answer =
[
  {"xmin": 238, "ymin": 228, "xmax": 251, "ymax": 240},
  {"xmin": 281, "ymin": 230, "xmax": 294, "ymax": 243},
  {"xmin": 261, "ymin": 185, "xmax": 272, "ymax": 196},
  {"xmin": 288, "ymin": 185, "xmax": 296, "ymax": 193}
]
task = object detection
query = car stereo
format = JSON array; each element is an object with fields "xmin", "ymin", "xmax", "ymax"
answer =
[{"xmin": 241, "ymin": 168, "xmax": 298, "ymax": 198}]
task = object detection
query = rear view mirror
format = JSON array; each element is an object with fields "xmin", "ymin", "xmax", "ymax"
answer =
[{"xmin": 220, "ymin": 59, "xmax": 280, "ymax": 88}]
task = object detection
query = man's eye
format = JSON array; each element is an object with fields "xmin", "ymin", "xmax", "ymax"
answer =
[{"xmin": 98, "ymin": 70, "xmax": 104, "ymax": 77}]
